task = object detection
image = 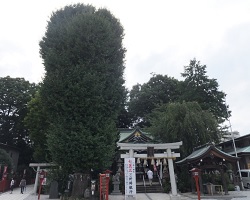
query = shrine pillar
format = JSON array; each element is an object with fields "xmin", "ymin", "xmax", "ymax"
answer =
[{"xmin": 167, "ymin": 148, "xmax": 178, "ymax": 196}]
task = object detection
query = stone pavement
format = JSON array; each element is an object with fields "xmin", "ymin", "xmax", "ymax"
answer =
[
  {"xmin": 108, "ymin": 190, "xmax": 250, "ymax": 200},
  {"xmin": 179, "ymin": 190, "xmax": 250, "ymax": 200},
  {"xmin": 0, "ymin": 185, "xmax": 186, "ymax": 200},
  {"xmin": 0, "ymin": 184, "xmax": 50, "ymax": 200},
  {"xmin": 1, "ymin": 184, "xmax": 250, "ymax": 200},
  {"xmin": 109, "ymin": 193, "xmax": 189, "ymax": 200}
]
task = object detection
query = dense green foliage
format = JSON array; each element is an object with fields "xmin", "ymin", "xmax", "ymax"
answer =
[
  {"xmin": 116, "ymin": 106, "xmax": 132, "ymax": 128},
  {"xmin": 128, "ymin": 59, "xmax": 228, "ymax": 129},
  {"xmin": 24, "ymin": 91, "xmax": 50, "ymax": 162},
  {"xmin": 180, "ymin": 59, "xmax": 228, "ymax": 123},
  {"xmin": 39, "ymin": 4, "xmax": 126, "ymax": 172},
  {"xmin": 148, "ymin": 101, "xmax": 219, "ymax": 157},
  {"xmin": 128, "ymin": 74, "xmax": 180, "ymax": 127},
  {"xmin": 0, "ymin": 76, "xmax": 37, "ymax": 165},
  {"xmin": 0, "ymin": 149, "xmax": 13, "ymax": 170}
]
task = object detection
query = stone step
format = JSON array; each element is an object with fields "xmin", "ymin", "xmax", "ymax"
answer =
[{"xmin": 136, "ymin": 184, "xmax": 164, "ymax": 193}]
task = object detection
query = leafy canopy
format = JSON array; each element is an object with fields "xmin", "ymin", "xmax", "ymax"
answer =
[
  {"xmin": 128, "ymin": 74, "xmax": 180, "ymax": 127},
  {"xmin": 148, "ymin": 101, "xmax": 220, "ymax": 157},
  {"xmin": 0, "ymin": 76, "xmax": 37, "ymax": 165},
  {"xmin": 24, "ymin": 91, "xmax": 50, "ymax": 162},
  {"xmin": 0, "ymin": 149, "xmax": 13, "ymax": 170}
]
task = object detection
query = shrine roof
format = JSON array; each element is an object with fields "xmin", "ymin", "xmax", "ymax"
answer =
[
  {"xmin": 118, "ymin": 128, "xmax": 154, "ymax": 143},
  {"xmin": 219, "ymin": 133, "xmax": 250, "ymax": 145},
  {"xmin": 226, "ymin": 146, "xmax": 250, "ymax": 155},
  {"xmin": 176, "ymin": 144, "xmax": 239, "ymax": 165}
]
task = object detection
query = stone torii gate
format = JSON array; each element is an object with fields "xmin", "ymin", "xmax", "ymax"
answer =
[
  {"xmin": 29, "ymin": 163, "xmax": 56, "ymax": 194},
  {"xmin": 117, "ymin": 141, "xmax": 182, "ymax": 200}
]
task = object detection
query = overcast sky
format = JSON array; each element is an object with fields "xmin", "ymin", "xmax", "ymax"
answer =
[{"xmin": 0, "ymin": 0, "xmax": 249, "ymax": 136}]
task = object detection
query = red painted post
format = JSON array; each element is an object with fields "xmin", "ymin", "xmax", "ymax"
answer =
[
  {"xmin": 1, "ymin": 166, "xmax": 8, "ymax": 193},
  {"xmin": 99, "ymin": 174, "xmax": 105, "ymax": 200},
  {"xmin": 104, "ymin": 170, "xmax": 112, "ymax": 200},
  {"xmin": 99, "ymin": 174, "xmax": 102, "ymax": 200},
  {"xmin": 38, "ymin": 170, "xmax": 45, "ymax": 200},
  {"xmin": 190, "ymin": 168, "xmax": 201, "ymax": 200},
  {"xmin": 194, "ymin": 175, "xmax": 200, "ymax": 200}
]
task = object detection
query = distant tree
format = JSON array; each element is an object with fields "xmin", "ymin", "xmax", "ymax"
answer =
[
  {"xmin": 128, "ymin": 74, "xmax": 180, "ymax": 127},
  {"xmin": 0, "ymin": 149, "xmax": 13, "ymax": 173},
  {"xmin": 24, "ymin": 91, "xmax": 50, "ymax": 162},
  {"xmin": 116, "ymin": 106, "xmax": 132, "ymax": 128},
  {"xmin": 0, "ymin": 76, "xmax": 37, "ymax": 165},
  {"xmin": 180, "ymin": 59, "xmax": 228, "ymax": 124},
  {"xmin": 39, "ymin": 4, "xmax": 126, "ymax": 196},
  {"xmin": 148, "ymin": 101, "xmax": 219, "ymax": 157}
]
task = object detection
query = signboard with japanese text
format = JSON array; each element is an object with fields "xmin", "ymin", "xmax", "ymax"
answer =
[{"xmin": 124, "ymin": 158, "xmax": 136, "ymax": 199}]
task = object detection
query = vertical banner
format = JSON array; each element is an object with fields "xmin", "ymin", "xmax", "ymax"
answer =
[{"xmin": 124, "ymin": 158, "xmax": 136, "ymax": 199}]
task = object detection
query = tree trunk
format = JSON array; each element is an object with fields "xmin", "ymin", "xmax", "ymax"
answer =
[{"xmin": 71, "ymin": 173, "xmax": 90, "ymax": 197}]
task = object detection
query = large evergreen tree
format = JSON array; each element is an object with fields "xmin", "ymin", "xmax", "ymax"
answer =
[
  {"xmin": 0, "ymin": 76, "xmax": 37, "ymax": 165},
  {"xmin": 180, "ymin": 58, "xmax": 228, "ymax": 123},
  {"xmin": 128, "ymin": 74, "xmax": 180, "ymax": 127},
  {"xmin": 39, "ymin": 3, "xmax": 126, "ymax": 188}
]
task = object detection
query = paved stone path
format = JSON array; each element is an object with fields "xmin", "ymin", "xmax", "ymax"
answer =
[
  {"xmin": 0, "ymin": 184, "xmax": 49, "ymax": 200},
  {"xmin": 1, "ymin": 184, "xmax": 250, "ymax": 200}
]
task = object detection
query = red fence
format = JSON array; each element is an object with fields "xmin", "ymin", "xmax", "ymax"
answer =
[{"xmin": 0, "ymin": 179, "xmax": 10, "ymax": 193}]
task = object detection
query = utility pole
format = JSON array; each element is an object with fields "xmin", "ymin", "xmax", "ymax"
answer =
[{"xmin": 226, "ymin": 104, "xmax": 244, "ymax": 190}]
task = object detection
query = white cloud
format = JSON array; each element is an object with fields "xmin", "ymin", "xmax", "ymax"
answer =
[{"xmin": 0, "ymin": 0, "xmax": 250, "ymax": 135}]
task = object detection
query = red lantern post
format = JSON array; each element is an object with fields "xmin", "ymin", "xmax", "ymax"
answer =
[
  {"xmin": 105, "ymin": 170, "xmax": 112, "ymax": 200},
  {"xmin": 99, "ymin": 170, "xmax": 112, "ymax": 200},
  {"xmin": 38, "ymin": 170, "xmax": 45, "ymax": 200},
  {"xmin": 190, "ymin": 168, "xmax": 201, "ymax": 200}
]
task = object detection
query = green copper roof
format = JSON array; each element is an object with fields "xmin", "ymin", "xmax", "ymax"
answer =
[
  {"xmin": 176, "ymin": 144, "xmax": 239, "ymax": 165},
  {"xmin": 118, "ymin": 128, "xmax": 154, "ymax": 143},
  {"xmin": 226, "ymin": 146, "xmax": 250, "ymax": 155}
]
